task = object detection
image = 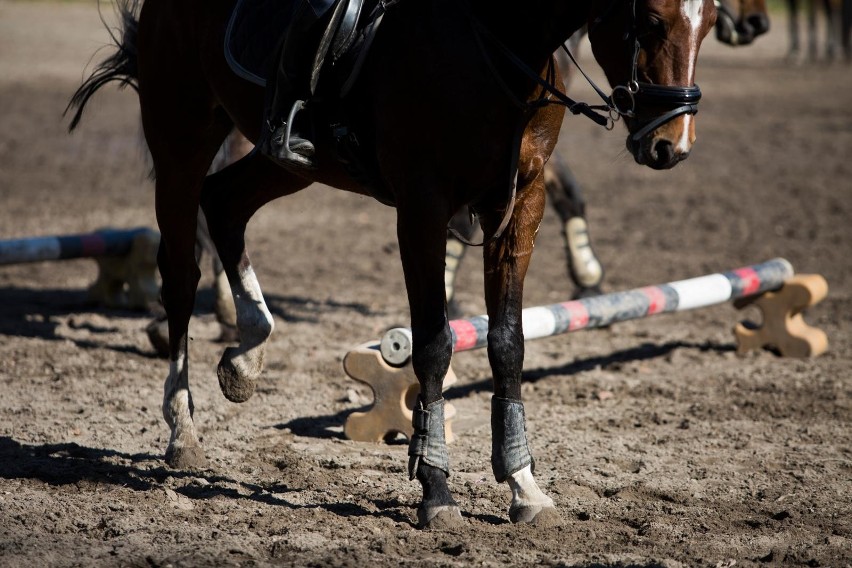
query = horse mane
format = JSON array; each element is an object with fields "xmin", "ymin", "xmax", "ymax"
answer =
[{"xmin": 65, "ymin": 0, "xmax": 142, "ymax": 132}]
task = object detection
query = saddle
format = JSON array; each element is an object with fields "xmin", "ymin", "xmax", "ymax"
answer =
[
  {"xmin": 226, "ymin": 0, "xmax": 390, "ymax": 191},
  {"xmin": 225, "ymin": 0, "xmax": 383, "ymax": 95}
]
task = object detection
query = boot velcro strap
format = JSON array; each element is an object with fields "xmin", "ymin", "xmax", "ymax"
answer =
[
  {"xmin": 408, "ymin": 434, "xmax": 428, "ymax": 457},
  {"xmin": 412, "ymin": 408, "xmax": 430, "ymax": 431}
]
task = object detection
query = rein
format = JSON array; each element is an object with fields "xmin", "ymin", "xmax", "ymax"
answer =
[{"xmin": 466, "ymin": 0, "xmax": 704, "ymax": 133}]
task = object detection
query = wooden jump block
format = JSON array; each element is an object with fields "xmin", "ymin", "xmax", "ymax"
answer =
[
  {"xmin": 734, "ymin": 274, "xmax": 828, "ymax": 357},
  {"xmin": 88, "ymin": 229, "xmax": 160, "ymax": 310},
  {"xmin": 343, "ymin": 341, "xmax": 457, "ymax": 443}
]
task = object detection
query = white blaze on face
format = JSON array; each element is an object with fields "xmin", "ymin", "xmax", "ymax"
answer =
[{"xmin": 677, "ymin": 0, "xmax": 704, "ymax": 152}]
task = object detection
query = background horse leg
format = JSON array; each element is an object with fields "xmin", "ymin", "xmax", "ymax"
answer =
[
  {"xmin": 396, "ymin": 192, "xmax": 460, "ymax": 528},
  {"xmin": 844, "ymin": 0, "xmax": 852, "ymax": 61},
  {"xmin": 788, "ymin": 0, "xmax": 802, "ymax": 58},
  {"xmin": 808, "ymin": 0, "xmax": 820, "ymax": 59},
  {"xmin": 200, "ymin": 151, "xmax": 311, "ymax": 403},
  {"xmin": 481, "ymin": 175, "xmax": 556, "ymax": 524},
  {"xmin": 823, "ymin": 0, "xmax": 840, "ymax": 59},
  {"xmin": 543, "ymin": 154, "xmax": 604, "ymax": 298}
]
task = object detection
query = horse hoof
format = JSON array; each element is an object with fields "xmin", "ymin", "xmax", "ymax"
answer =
[
  {"xmin": 165, "ymin": 444, "xmax": 207, "ymax": 470},
  {"xmin": 418, "ymin": 505, "xmax": 463, "ymax": 530},
  {"xmin": 509, "ymin": 503, "xmax": 560, "ymax": 525},
  {"xmin": 217, "ymin": 347, "xmax": 257, "ymax": 403}
]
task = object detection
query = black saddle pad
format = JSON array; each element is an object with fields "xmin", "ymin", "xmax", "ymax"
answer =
[{"xmin": 225, "ymin": 0, "xmax": 334, "ymax": 86}]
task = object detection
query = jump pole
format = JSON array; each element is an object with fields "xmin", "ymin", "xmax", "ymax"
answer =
[
  {"xmin": 0, "ymin": 228, "xmax": 160, "ymax": 310},
  {"xmin": 342, "ymin": 258, "xmax": 828, "ymax": 442}
]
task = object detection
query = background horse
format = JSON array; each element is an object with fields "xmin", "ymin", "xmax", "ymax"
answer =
[
  {"xmin": 715, "ymin": 0, "xmax": 770, "ymax": 45},
  {"xmin": 787, "ymin": 0, "xmax": 852, "ymax": 61},
  {"xmin": 68, "ymin": 0, "xmax": 715, "ymax": 528}
]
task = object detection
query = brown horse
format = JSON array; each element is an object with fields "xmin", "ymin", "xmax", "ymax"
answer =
[
  {"xmin": 787, "ymin": 0, "xmax": 852, "ymax": 61},
  {"xmin": 69, "ymin": 0, "xmax": 715, "ymax": 527},
  {"xmin": 715, "ymin": 0, "xmax": 770, "ymax": 45}
]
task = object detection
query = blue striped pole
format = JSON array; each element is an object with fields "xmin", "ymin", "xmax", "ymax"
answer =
[
  {"xmin": 380, "ymin": 258, "xmax": 795, "ymax": 366},
  {"xmin": 0, "ymin": 228, "xmax": 152, "ymax": 265}
]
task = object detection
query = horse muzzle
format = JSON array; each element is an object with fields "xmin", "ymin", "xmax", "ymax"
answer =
[{"xmin": 620, "ymin": 83, "xmax": 702, "ymax": 170}]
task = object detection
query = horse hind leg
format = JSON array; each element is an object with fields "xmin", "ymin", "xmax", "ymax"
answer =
[
  {"xmin": 141, "ymin": 79, "xmax": 233, "ymax": 470},
  {"xmin": 200, "ymin": 150, "xmax": 312, "ymax": 403},
  {"xmin": 543, "ymin": 154, "xmax": 604, "ymax": 298}
]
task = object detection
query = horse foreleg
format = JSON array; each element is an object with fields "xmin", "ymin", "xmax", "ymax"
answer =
[
  {"xmin": 544, "ymin": 154, "xmax": 604, "ymax": 298},
  {"xmin": 201, "ymin": 152, "xmax": 311, "ymax": 403},
  {"xmin": 823, "ymin": 0, "xmax": 840, "ymax": 59},
  {"xmin": 788, "ymin": 0, "xmax": 802, "ymax": 57},
  {"xmin": 808, "ymin": 0, "xmax": 820, "ymax": 59},
  {"xmin": 481, "ymin": 175, "xmax": 556, "ymax": 524},
  {"xmin": 204, "ymin": 130, "xmax": 256, "ymax": 339},
  {"xmin": 396, "ymin": 195, "xmax": 461, "ymax": 528},
  {"xmin": 844, "ymin": 0, "xmax": 852, "ymax": 61}
]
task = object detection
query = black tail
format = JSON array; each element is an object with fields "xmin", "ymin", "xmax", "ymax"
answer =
[{"xmin": 65, "ymin": 0, "xmax": 142, "ymax": 132}]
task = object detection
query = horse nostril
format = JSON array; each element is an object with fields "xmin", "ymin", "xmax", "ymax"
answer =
[
  {"xmin": 748, "ymin": 14, "xmax": 770, "ymax": 36},
  {"xmin": 652, "ymin": 139, "xmax": 675, "ymax": 165}
]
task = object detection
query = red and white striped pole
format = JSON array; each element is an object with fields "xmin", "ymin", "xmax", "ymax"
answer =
[{"xmin": 380, "ymin": 258, "xmax": 795, "ymax": 366}]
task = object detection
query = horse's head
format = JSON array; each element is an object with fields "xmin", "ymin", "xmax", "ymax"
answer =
[
  {"xmin": 715, "ymin": 0, "xmax": 770, "ymax": 46},
  {"xmin": 588, "ymin": 0, "xmax": 716, "ymax": 170}
]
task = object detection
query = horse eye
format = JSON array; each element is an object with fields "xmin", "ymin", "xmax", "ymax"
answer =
[{"xmin": 646, "ymin": 16, "xmax": 666, "ymax": 35}]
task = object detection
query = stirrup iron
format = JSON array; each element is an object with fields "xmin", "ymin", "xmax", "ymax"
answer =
[{"xmin": 278, "ymin": 100, "xmax": 315, "ymax": 169}]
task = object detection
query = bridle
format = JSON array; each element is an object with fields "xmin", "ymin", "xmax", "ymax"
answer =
[
  {"xmin": 455, "ymin": 0, "xmax": 705, "ymax": 246},
  {"xmin": 467, "ymin": 0, "xmax": 704, "ymax": 141},
  {"xmin": 589, "ymin": 0, "xmax": 703, "ymax": 141}
]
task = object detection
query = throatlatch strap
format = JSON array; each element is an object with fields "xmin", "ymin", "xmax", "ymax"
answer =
[
  {"xmin": 408, "ymin": 398, "xmax": 450, "ymax": 480},
  {"xmin": 491, "ymin": 396, "xmax": 533, "ymax": 483}
]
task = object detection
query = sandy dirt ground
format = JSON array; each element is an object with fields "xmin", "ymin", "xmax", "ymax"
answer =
[{"xmin": 1, "ymin": 2, "xmax": 850, "ymax": 566}]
